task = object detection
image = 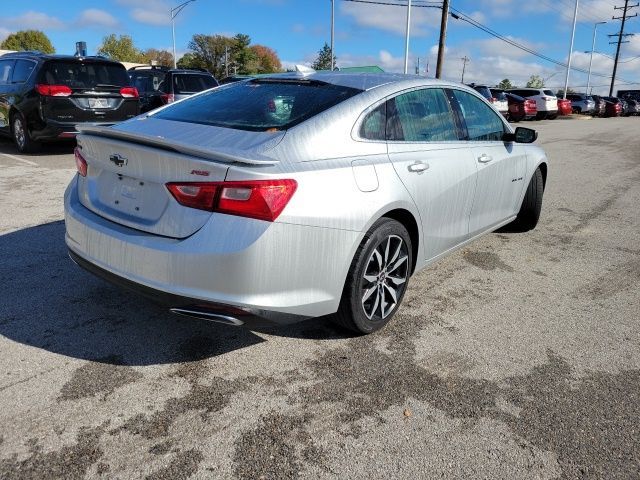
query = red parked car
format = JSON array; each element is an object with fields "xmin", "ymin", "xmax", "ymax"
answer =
[
  {"xmin": 603, "ymin": 98, "xmax": 623, "ymax": 117},
  {"xmin": 505, "ymin": 93, "xmax": 537, "ymax": 122},
  {"xmin": 557, "ymin": 98, "xmax": 573, "ymax": 116}
]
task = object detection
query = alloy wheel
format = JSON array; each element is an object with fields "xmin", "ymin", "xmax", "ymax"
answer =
[
  {"xmin": 361, "ymin": 234, "xmax": 409, "ymax": 320},
  {"xmin": 13, "ymin": 117, "xmax": 25, "ymax": 150}
]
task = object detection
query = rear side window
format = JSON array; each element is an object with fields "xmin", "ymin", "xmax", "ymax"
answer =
[
  {"xmin": 40, "ymin": 61, "xmax": 129, "ymax": 88},
  {"xmin": 360, "ymin": 103, "xmax": 386, "ymax": 140},
  {"xmin": 452, "ymin": 90, "xmax": 505, "ymax": 141},
  {"xmin": 154, "ymin": 79, "xmax": 362, "ymax": 131},
  {"xmin": 131, "ymin": 72, "xmax": 166, "ymax": 93},
  {"xmin": 172, "ymin": 74, "xmax": 217, "ymax": 94},
  {"xmin": 387, "ymin": 88, "xmax": 458, "ymax": 142},
  {"xmin": 0, "ymin": 60, "xmax": 14, "ymax": 85},
  {"xmin": 12, "ymin": 60, "xmax": 36, "ymax": 83}
]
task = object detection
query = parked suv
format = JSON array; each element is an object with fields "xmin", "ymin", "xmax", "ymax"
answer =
[
  {"xmin": 507, "ymin": 88, "xmax": 558, "ymax": 119},
  {"xmin": 128, "ymin": 66, "xmax": 218, "ymax": 113},
  {"xmin": 564, "ymin": 93, "xmax": 595, "ymax": 114},
  {"xmin": 0, "ymin": 52, "xmax": 139, "ymax": 152}
]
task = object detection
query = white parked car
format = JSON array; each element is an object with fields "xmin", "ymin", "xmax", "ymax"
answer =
[{"xmin": 507, "ymin": 88, "xmax": 558, "ymax": 119}]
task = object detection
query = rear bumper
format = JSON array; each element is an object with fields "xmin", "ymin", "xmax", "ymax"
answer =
[
  {"xmin": 64, "ymin": 176, "xmax": 360, "ymax": 323},
  {"xmin": 32, "ymin": 120, "xmax": 118, "ymax": 141}
]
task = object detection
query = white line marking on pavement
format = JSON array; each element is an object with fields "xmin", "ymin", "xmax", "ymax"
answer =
[{"xmin": 1, "ymin": 153, "xmax": 39, "ymax": 167}]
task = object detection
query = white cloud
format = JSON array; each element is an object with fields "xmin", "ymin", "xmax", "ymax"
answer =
[
  {"xmin": 340, "ymin": 2, "xmax": 440, "ymax": 36},
  {"xmin": 0, "ymin": 27, "xmax": 11, "ymax": 43},
  {"xmin": 5, "ymin": 11, "xmax": 66, "ymax": 30},
  {"xmin": 77, "ymin": 9, "xmax": 119, "ymax": 28},
  {"xmin": 132, "ymin": 8, "xmax": 171, "ymax": 26},
  {"xmin": 476, "ymin": 36, "xmax": 547, "ymax": 60}
]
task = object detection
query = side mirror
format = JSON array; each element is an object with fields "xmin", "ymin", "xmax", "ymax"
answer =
[{"xmin": 504, "ymin": 127, "xmax": 537, "ymax": 144}]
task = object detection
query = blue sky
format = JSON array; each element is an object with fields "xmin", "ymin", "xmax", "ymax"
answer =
[{"xmin": 1, "ymin": 0, "xmax": 639, "ymax": 93}]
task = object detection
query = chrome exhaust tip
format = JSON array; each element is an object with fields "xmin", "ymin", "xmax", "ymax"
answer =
[{"xmin": 170, "ymin": 308, "xmax": 245, "ymax": 326}]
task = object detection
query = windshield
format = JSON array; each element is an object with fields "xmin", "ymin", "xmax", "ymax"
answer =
[
  {"xmin": 40, "ymin": 61, "xmax": 129, "ymax": 89},
  {"xmin": 154, "ymin": 78, "xmax": 363, "ymax": 131}
]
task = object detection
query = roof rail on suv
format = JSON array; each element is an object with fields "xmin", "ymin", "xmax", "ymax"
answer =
[{"xmin": 128, "ymin": 65, "xmax": 171, "ymax": 71}]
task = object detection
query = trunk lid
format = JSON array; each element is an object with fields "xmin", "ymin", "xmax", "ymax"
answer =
[{"xmin": 75, "ymin": 118, "xmax": 284, "ymax": 238}]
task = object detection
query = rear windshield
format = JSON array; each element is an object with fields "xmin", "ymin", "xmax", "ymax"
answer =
[
  {"xmin": 490, "ymin": 89, "xmax": 507, "ymax": 101},
  {"xmin": 154, "ymin": 79, "xmax": 363, "ymax": 131},
  {"xmin": 473, "ymin": 86, "xmax": 492, "ymax": 99},
  {"xmin": 40, "ymin": 61, "xmax": 129, "ymax": 88},
  {"xmin": 172, "ymin": 74, "xmax": 217, "ymax": 94},
  {"xmin": 130, "ymin": 71, "xmax": 166, "ymax": 93},
  {"xmin": 543, "ymin": 90, "xmax": 555, "ymax": 97}
]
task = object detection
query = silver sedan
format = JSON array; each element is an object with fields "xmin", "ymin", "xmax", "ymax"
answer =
[{"xmin": 64, "ymin": 72, "xmax": 548, "ymax": 333}]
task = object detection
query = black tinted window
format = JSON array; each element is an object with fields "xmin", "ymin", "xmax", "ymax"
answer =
[
  {"xmin": 473, "ymin": 86, "xmax": 492, "ymax": 100},
  {"xmin": 543, "ymin": 90, "xmax": 555, "ymax": 97},
  {"xmin": 12, "ymin": 60, "xmax": 36, "ymax": 83},
  {"xmin": 0, "ymin": 60, "xmax": 13, "ymax": 85},
  {"xmin": 388, "ymin": 88, "xmax": 458, "ymax": 142},
  {"xmin": 360, "ymin": 103, "xmax": 386, "ymax": 140},
  {"xmin": 154, "ymin": 79, "xmax": 362, "ymax": 131},
  {"xmin": 41, "ymin": 61, "xmax": 129, "ymax": 88},
  {"xmin": 130, "ymin": 71, "xmax": 166, "ymax": 93},
  {"xmin": 453, "ymin": 90, "xmax": 505, "ymax": 141},
  {"xmin": 172, "ymin": 74, "xmax": 217, "ymax": 94}
]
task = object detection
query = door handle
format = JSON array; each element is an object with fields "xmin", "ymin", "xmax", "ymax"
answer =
[
  {"xmin": 477, "ymin": 154, "xmax": 493, "ymax": 163},
  {"xmin": 407, "ymin": 161, "xmax": 429, "ymax": 173}
]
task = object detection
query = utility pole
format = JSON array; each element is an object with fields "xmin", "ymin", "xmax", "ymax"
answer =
[
  {"xmin": 562, "ymin": 0, "xmax": 579, "ymax": 100},
  {"xmin": 460, "ymin": 56, "xmax": 469, "ymax": 83},
  {"xmin": 224, "ymin": 45, "xmax": 229, "ymax": 77},
  {"xmin": 436, "ymin": 0, "xmax": 450, "ymax": 79},
  {"xmin": 403, "ymin": 0, "xmax": 412, "ymax": 74},
  {"xmin": 608, "ymin": 0, "xmax": 638, "ymax": 96},
  {"xmin": 587, "ymin": 21, "xmax": 607, "ymax": 94}
]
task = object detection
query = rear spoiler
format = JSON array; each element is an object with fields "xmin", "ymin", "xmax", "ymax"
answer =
[{"xmin": 76, "ymin": 124, "xmax": 279, "ymax": 166}]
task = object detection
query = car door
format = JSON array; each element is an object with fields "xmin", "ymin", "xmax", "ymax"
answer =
[
  {"xmin": 386, "ymin": 87, "xmax": 477, "ymax": 263},
  {"xmin": 449, "ymin": 88, "xmax": 526, "ymax": 236},
  {"xmin": 0, "ymin": 59, "xmax": 16, "ymax": 134}
]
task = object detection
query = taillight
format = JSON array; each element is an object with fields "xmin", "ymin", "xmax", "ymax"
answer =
[
  {"xmin": 120, "ymin": 87, "xmax": 139, "ymax": 98},
  {"xmin": 35, "ymin": 84, "xmax": 72, "ymax": 97},
  {"xmin": 166, "ymin": 179, "xmax": 297, "ymax": 222},
  {"xmin": 160, "ymin": 93, "xmax": 174, "ymax": 104},
  {"xmin": 74, "ymin": 147, "xmax": 87, "ymax": 177}
]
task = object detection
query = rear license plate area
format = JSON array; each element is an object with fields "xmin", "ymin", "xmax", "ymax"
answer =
[{"xmin": 88, "ymin": 98, "xmax": 109, "ymax": 109}]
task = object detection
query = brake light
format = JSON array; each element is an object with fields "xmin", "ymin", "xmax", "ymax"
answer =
[
  {"xmin": 160, "ymin": 93, "xmax": 174, "ymax": 104},
  {"xmin": 166, "ymin": 179, "xmax": 297, "ymax": 221},
  {"xmin": 74, "ymin": 147, "xmax": 87, "ymax": 177},
  {"xmin": 120, "ymin": 87, "xmax": 139, "ymax": 98},
  {"xmin": 35, "ymin": 84, "xmax": 72, "ymax": 97}
]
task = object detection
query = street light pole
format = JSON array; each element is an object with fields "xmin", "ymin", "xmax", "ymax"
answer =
[
  {"xmin": 403, "ymin": 0, "xmax": 412, "ymax": 74},
  {"xmin": 562, "ymin": 0, "xmax": 579, "ymax": 99},
  {"xmin": 330, "ymin": 0, "xmax": 335, "ymax": 70},
  {"xmin": 171, "ymin": 0, "xmax": 196, "ymax": 69},
  {"xmin": 587, "ymin": 21, "xmax": 606, "ymax": 94}
]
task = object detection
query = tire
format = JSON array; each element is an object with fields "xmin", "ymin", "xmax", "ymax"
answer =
[
  {"xmin": 11, "ymin": 112, "xmax": 40, "ymax": 153},
  {"xmin": 508, "ymin": 168, "xmax": 544, "ymax": 232},
  {"xmin": 547, "ymin": 113, "xmax": 558, "ymax": 120},
  {"xmin": 332, "ymin": 218, "xmax": 412, "ymax": 334}
]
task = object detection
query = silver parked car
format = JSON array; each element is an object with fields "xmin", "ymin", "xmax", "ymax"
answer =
[{"xmin": 65, "ymin": 72, "xmax": 548, "ymax": 334}]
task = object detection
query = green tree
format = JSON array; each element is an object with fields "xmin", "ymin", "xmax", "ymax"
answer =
[
  {"xmin": 526, "ymin": 74, "xmax": 545, "ymax": 88},
  {"xmin": 231, "ymin": 34, "xmax": 255, "ymax": 75},
  {"xmin": 176, "ymin": 52, "xmax": 203, "ymax": 69},
  {"xmin": 97, "ymin": 34, "xmax": 144, "ymax": 63},
  {"xmin": 311, "ymin": 42, "xmax": 336, "ymax": 70},
  {"xmin": 0, "ymin": 30, "xmax": 55, "ymax": 53},
  {"xmin": 187, "ymin": 34, "xmax": 233, "ymax": 78},
  {"xmin": 497, "ymin": 78, "xmax": 513, "ymax": 90}
]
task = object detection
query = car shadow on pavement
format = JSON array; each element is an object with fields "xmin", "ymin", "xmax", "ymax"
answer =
[
  {"xmin": 0, "ymin": 136, "xmax": 75, "ymax": 156},
  {"xmin": 0, "ymin": 221, "xmax": 348, "ymax": 367}
]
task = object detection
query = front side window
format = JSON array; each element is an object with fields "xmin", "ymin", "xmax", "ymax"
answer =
[
  {"xmin": 387, "ymin": 88, "xmax": 458, "ymax": 142},
  {"xmin": 452, "ymin": 89, "xmax": 505, "ymax": 142}
]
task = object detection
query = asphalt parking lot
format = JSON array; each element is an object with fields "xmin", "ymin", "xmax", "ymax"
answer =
[{"xmin": 0, "ymin": 117, "xmax": 639, "ymax": 479}]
